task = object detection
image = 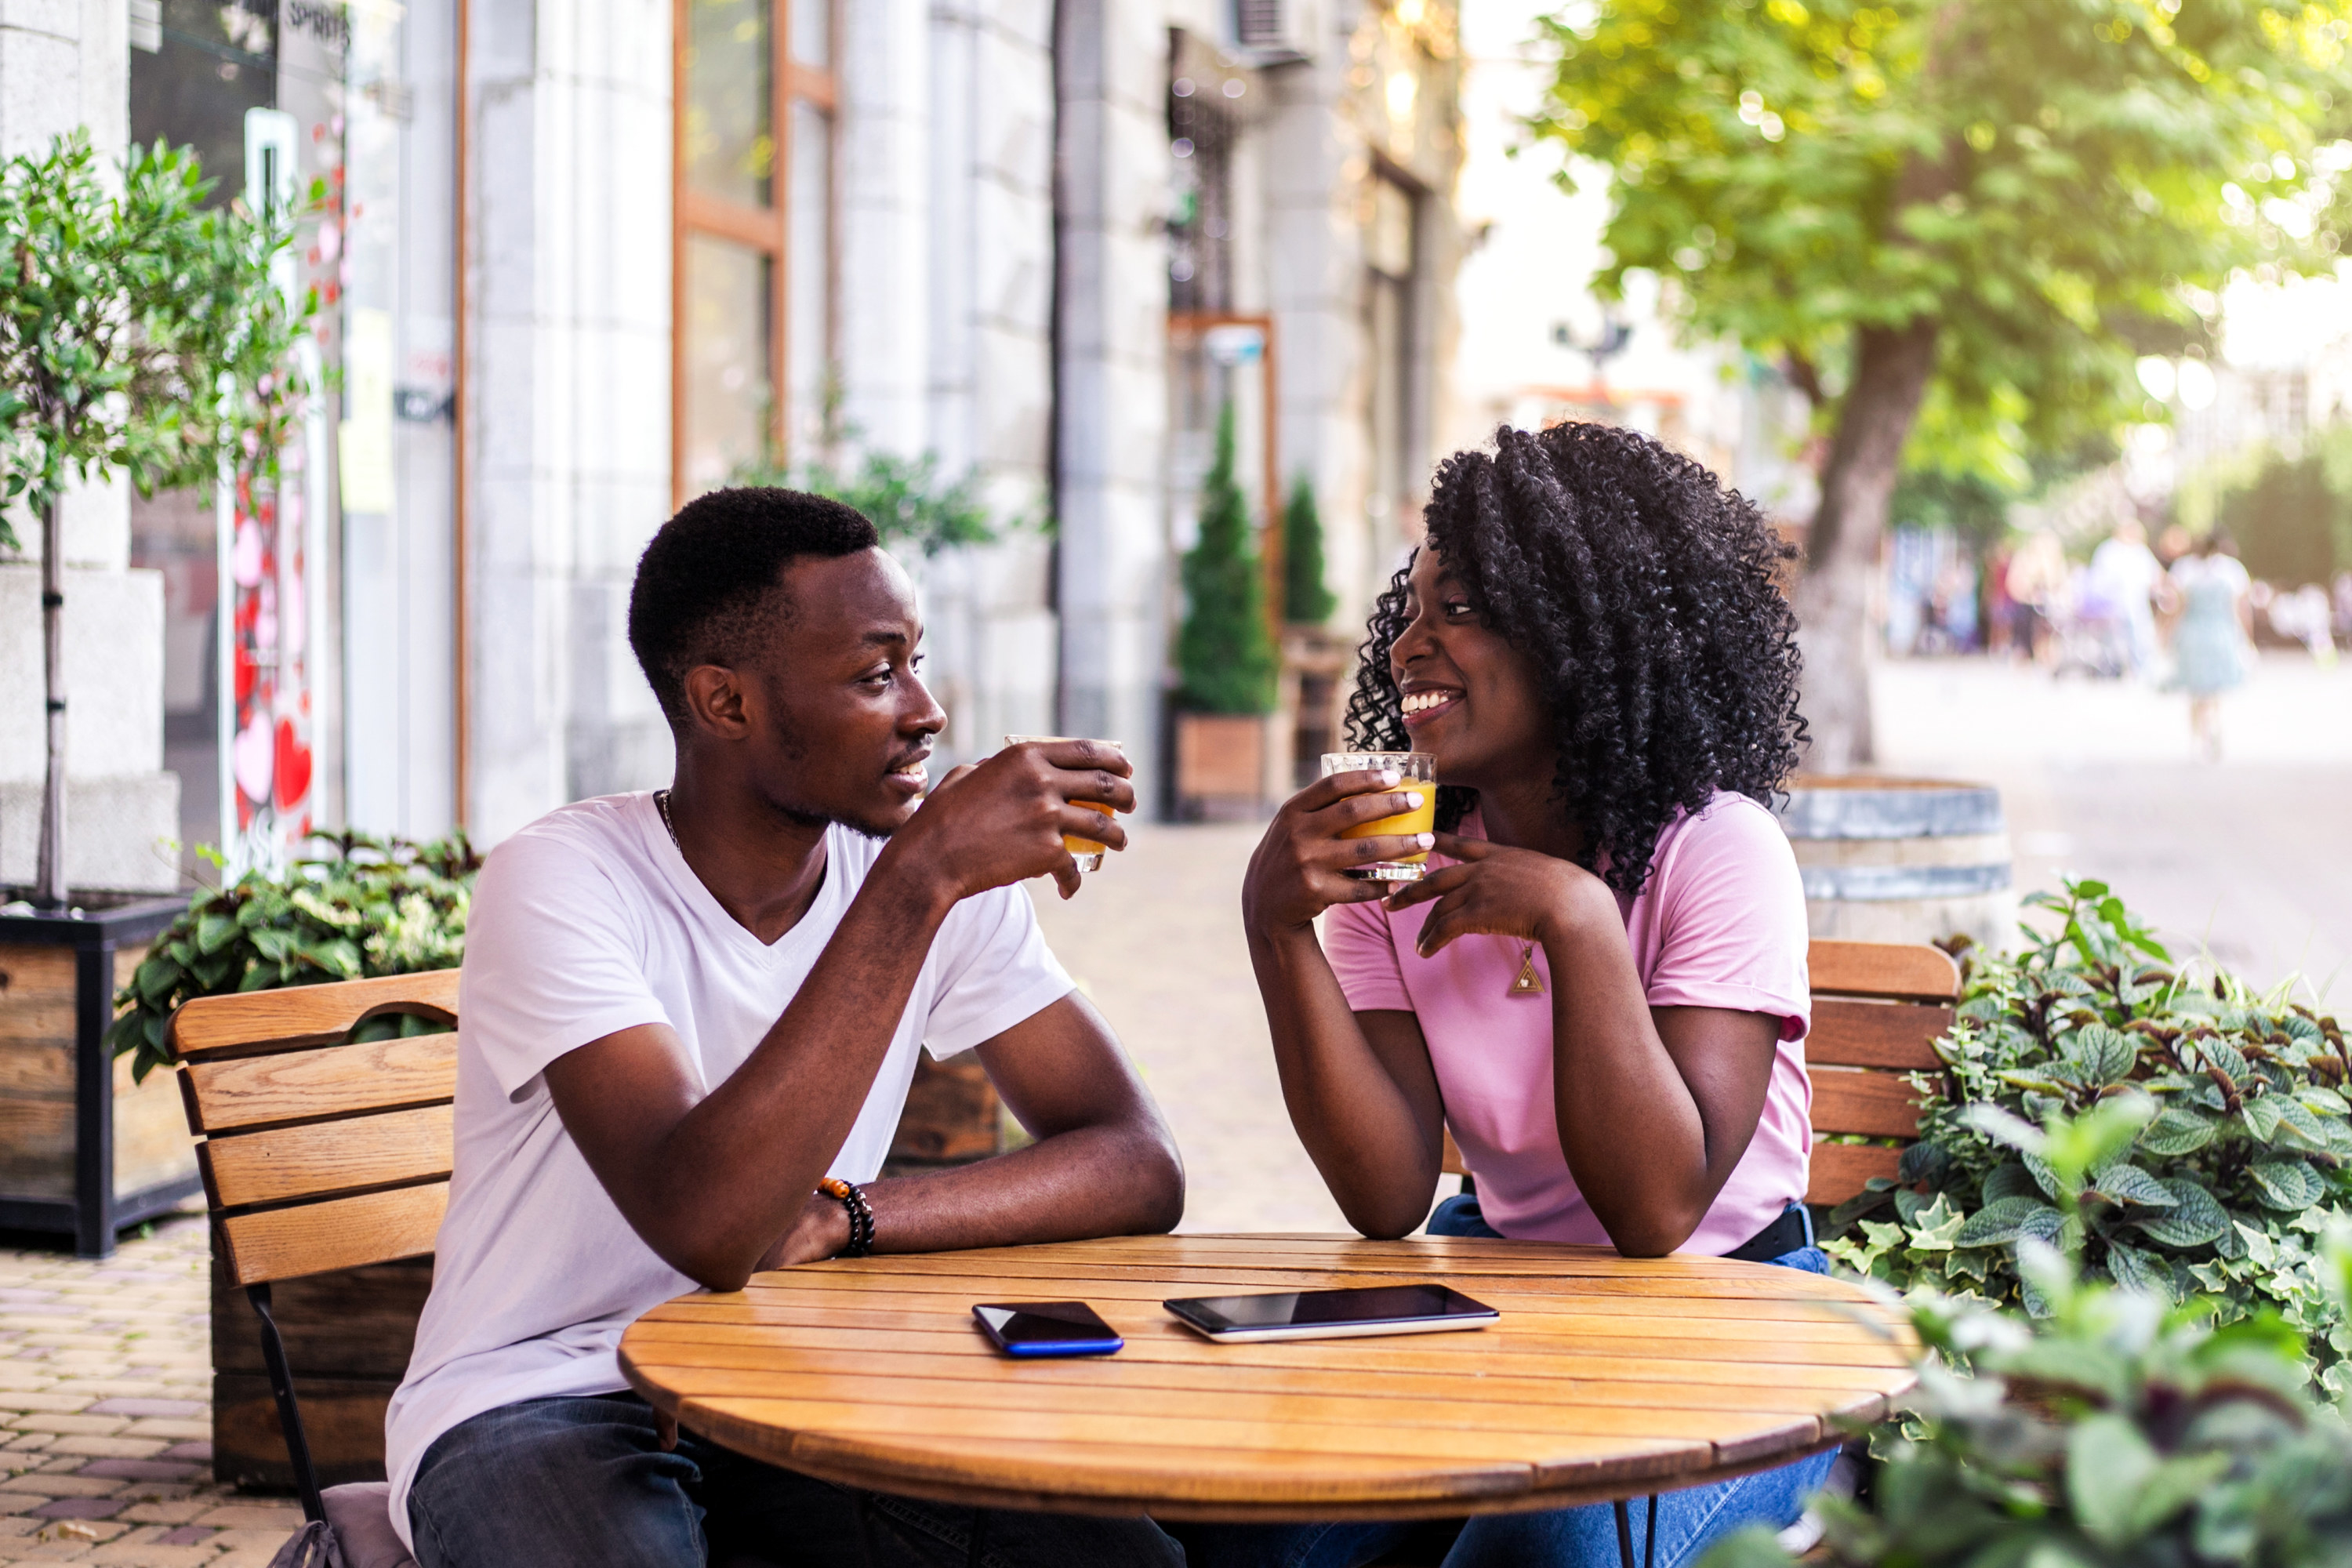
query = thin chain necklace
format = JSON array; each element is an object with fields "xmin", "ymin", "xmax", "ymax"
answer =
[{"xmin": 655, "ymin": 789, "xmax": 681, "ymax": 848}]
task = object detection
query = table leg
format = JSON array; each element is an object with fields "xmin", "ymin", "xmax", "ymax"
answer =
[
  {"xmin": 1614, "ymin": 1500, "xmax": 1635, "ymax": 1568},
  {"xmin": 967, "ymin": 1507, "xmax": 989, "ymax": 1568},
  {"xmin": 1645, "ymin": 1494, "xmax": 1658, "ymax": 1568},
  {"xmin": 1612, "ymin": 1495, "xmax": 1660, "ymax": 1568}
]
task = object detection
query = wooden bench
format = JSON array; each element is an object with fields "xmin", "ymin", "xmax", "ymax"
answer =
[{"xmin": 1439, "ymin": 938, "xmax": 1958, "ymax": 1210}]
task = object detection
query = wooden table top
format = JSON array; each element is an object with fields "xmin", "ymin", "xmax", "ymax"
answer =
[{"xmin": 619, "ymin": 1233, "xmax": 1918, "ymax": 1523}]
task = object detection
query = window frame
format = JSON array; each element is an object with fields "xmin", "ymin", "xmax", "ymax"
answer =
[{"xmin": 671, "ymin": 0, "xmax": 838, "ymax": 507}]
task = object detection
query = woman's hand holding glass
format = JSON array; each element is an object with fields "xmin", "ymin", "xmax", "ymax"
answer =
[{"xmin": 1241, "ymin": 768, "xmax": 1439, "ymax": 936}]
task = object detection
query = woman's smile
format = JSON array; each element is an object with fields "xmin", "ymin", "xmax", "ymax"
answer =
[{"xmin": 1399, "ymin": 685, "xmax": 1464, "ymax": 729}]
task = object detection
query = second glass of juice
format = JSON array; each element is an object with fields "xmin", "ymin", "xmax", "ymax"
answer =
[
  {"xmin": 1004, "ymin": 735, "xmax": 1123, "ymax": 873},
  {"xmin": 1320, "ymin": 751, "xmax": 1436, "ymax": 881}
]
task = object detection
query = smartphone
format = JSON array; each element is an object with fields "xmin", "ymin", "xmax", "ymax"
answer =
[
  {"xmin": 971, "ymin": 1301, "xmax": 1124, "ymax": 1357},
  {"xmin": 1163, "ymin": 1283, "xmax": 1499, "ymax": 1343}
]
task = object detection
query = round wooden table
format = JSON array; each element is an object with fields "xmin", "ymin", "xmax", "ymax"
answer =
[{"xmin": 619, "ymin": 1233, "xmax": 1917, "ymax": 1524}]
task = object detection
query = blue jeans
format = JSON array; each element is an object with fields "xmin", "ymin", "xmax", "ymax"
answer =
[
  {"xmin": 1170, "ymin": 1196, "xmax": 1836, "ymax": 1568},
  {"xmin": 407, "ymin": 1391, "xmax": 1185, "ymax": 1568}
]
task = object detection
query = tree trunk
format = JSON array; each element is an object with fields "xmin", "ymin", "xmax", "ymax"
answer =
[
  {"xmin": 1793, "ymin": 319, "xmax": 1940, "ymax": 773},
  {"xmin": 35, "ymin": 498, "xmax": 67, "ymax": 908}
]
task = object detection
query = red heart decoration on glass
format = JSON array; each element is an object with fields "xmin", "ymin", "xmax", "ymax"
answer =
[{"xmin": 274, "ymin": 719, "xmax": 313, "ymax": 815}]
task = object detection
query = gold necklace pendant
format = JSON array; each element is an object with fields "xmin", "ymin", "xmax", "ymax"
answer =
[{"xmin": 1508, "ymin": 942, "xmax": 1546, "ymax": 998}]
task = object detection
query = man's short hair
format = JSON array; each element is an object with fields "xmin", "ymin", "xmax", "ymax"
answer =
[{"xmin": 627, "ymin": 487, "xmax": 880, "ymax": 726}]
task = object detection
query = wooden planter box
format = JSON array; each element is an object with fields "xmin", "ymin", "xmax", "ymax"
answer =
[
  {"xmin": 209, "ymin": 1051, "xmax": 1005, "ymax": 1488},
  {"xmin": 1174, "ymin": 711, "xmax": 1273, "ymax": 820},
  {"xmin": 0, "ymin": 895, "xmax": 197, "ymax": 1256}
]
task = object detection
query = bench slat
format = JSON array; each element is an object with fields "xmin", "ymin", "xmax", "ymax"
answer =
[
  {"xmin": 220, "ymin": 1181, "xmax": 450, "ymax": 1287},
  {"xmin": 1808, "ymin": 1069, "xmax": 1923, "ymax": 1139},
  {"xmin": 180, "ymin": 1033, "xmax": 459, "ymax": 1136},
  {"xmin": 169, "ymin": 970, "xmax": 461, "ymax": 1061},
  {"xmin": 1808, "ymin": 1000, "xmax": 1949, "ymax": 1070},
  {"xmin": 1807, "ymin": 942, "xmax": 1958, "ymax": 1004},
  {"xmin": 1806, "ymin": 1143, "xmax": 1901, "ymax": 1207},
  {"xmin": 199, "ymin": 1104, "xmax": 456, "ymax": 1210}
]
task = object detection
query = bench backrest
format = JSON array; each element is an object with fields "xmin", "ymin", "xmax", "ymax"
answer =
[
  {"xmin": 169, "ymin": 971, "xmax": 462, "ymax": 1288},
  {"xmin": 1436, "ymin": 938, "xmax": 1959, "ymax": 1208},
  {"xmin": 1802, "ymin": 939, "xmax": 1957, "ymax": 1205}
]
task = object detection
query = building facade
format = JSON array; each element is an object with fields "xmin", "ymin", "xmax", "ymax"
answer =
[{"xmin": 1, "ymin": 0, "xmax": 1466, "ymax": 885}]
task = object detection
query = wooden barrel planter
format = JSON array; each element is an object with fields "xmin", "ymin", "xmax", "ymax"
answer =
[
  {"xmin": 1777, "ymin": 778, "xmax": 2016, "ymax": 951},
  {"xmin": 0, "ymin": 895, "xmax": 198, "ymax": 1255}
]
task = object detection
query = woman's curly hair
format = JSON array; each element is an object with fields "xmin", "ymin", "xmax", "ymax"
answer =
[{"xmin": 1343, "ymin": 421, "xmax": 1806, "ymax": 898}]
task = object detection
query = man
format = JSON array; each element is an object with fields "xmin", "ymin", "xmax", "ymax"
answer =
[
  {"xmin": 2085, "ymin": 518, "xmax": 2164, "ymax": 677},
  {"xmin": 383, "ymin": 488, "xmax": 1187, "ymax": 1566}
]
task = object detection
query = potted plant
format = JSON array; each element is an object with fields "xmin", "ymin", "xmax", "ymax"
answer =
[
  {"xmin": 1174, "ymin": 401, "xmax": 1279, "ymax": 817},
  {"xmin": 0, "ymin": 132, "xmax": 310, "ymax": 1254}
]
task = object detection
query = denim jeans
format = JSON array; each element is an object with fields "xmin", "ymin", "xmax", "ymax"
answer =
[
  {"xmin": 1168, "ymin": 1195, "xmax": 1836, "ymax": 1568},
  {"xmin": 405, "ymin": 1391, "xmax": 1185, "ymax": 1568}
]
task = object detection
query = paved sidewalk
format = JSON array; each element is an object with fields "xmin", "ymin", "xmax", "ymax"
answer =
[{"xmin": 0, "ymin": 1217, "xmax": 296, "ymax": 1567}]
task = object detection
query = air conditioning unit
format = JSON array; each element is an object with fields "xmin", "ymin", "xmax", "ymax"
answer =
[{"xmin": 1235, "ymin": 0, "xmax": 1318, "ymax": 62}]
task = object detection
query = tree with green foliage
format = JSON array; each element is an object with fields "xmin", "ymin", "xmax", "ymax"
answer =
[
  {"xmin": 1282, "ymin": 475, "xmax": 1338, "ymax": 625},
  {"xmin": 2179, "ymin": 424, "xmax": 2352, "ymax": 587},
  {"xmin": 1177, "ymin": 402, "xmax": 1277, "ymax": 713},
  {"xmin": 0, "ymin": 132, "xmax": 310, "ymax": 906},
  {"xmin": 1530, "ymin": 0, "xmax": 2350, "ymax": 767}
]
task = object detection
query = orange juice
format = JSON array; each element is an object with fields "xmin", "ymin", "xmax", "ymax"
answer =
[
  {"xmin": 1319, "ymin": 750, "xmax": 1437, "ymax": 881},
  {"xmin": 1004, "ymin": 735, "xmax": 1124, "ymax": 873},
  {"xmin": 1338, "ymin": 792, "xmax": 1436, "ymax": 862},
  {"xmin": 1066, "ymin": 800, "xmax": 1114, "ymax": 858}
]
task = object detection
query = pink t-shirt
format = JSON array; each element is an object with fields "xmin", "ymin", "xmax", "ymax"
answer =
[{"xmin": 1323, "ymin": 790, "xmax": 1813, "ymax": 1254}]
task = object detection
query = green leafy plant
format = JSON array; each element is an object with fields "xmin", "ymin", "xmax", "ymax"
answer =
[
  {"xmin": 107, "ymin": 833, "xmax": 479, "ymax": 1082},
  {"xmin": 1281, "ymin": 475, "xmax": 1336, "ymax": 626},
  {"xmin": 1175, "ymin": 401, "xmax": 1277, "ymax": 715},
  {"xmin": 1825, "ymin": 880, "xmax": 2352, "ymax": 1388},
  {"xmin": 1711, "ymin": 1098, "xmax": 2352, "ymax": 1567},
  {"xmin": 736, "ymin": 379, "xmax": 1000, "ymax": 557}
]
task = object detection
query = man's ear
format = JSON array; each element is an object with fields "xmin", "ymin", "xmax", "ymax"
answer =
[{"xmin": 681, "ymin": 664, "xmax": 753, "ymax": 741}]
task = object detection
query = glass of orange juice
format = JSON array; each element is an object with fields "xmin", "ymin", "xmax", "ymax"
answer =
[
  {"xmin": 1321, "ymin": 752, "xmax": 1436, "ymax": 880},
  {"xmin": 1004, "ymin": 735, "xmax": 1123, "ymax": 873}
]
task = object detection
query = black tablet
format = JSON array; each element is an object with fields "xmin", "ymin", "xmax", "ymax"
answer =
[{"xmin": 1163, "ymin": 1283, "xmax": 1498, "ymax": 1342}]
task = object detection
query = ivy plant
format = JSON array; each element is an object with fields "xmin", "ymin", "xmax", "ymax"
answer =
[
  {"xmin": 1824, "ymin": 880, "xmax": 2352, "ymax": 1389},
  {"xmin": 107, "ymin": 833, "xmax": 478, "ymax": 1081}
]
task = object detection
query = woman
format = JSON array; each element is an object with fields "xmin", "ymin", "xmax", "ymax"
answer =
[
  {"xmin": 1203, "ymin": 423, "xmax": 1822, "ymax": 1568},
  {"xmin": 2168, "ymin": 530, "xmax": 2251, "ymax": 760}
]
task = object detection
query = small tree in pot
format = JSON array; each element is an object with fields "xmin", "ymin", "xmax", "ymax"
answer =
[{"xmin": 0, "ymin": 132, "xmax": 308, "ymax": 906}]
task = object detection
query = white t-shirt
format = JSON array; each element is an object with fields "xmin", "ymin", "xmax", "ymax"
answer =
[{"xmin": 383, "ymin": 793, "xmax": 1073, "ymax": 1548}]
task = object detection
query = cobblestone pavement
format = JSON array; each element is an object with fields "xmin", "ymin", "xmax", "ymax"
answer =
[{"xmin": 0, "ymin": 1215, "xmax": 297, "ymax": 1567}]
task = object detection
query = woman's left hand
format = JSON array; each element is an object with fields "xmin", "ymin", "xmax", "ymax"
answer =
[{"xmin": 1383, "ymin": 833, "xmax": 1610, "ymax": 958}]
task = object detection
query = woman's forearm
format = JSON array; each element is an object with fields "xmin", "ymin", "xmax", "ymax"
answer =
[
  {"xmin": 1538, "ymin": 903, "xmax": 1718, "ymax": 1255},
  {"xmin": 1248, "ymin": 925, "xmax": 1443, "ymax": 1238}
]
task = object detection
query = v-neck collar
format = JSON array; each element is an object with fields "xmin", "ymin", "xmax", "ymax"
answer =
[{"xmin": 636, "ymin": 792, "xmax": 837, "ymax": 963}]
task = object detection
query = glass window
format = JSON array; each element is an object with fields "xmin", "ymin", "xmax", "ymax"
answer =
[
  {"xmin": 786, "ymin": 100, "xmax": 832, "ymax": 449},
  {"xmin": 682, "ymin": 236, "xmax": 775, "ymax": 494},
  {"xmin": 675, "ymin": 0, "xmax": 835, "ymax": 503},
  {"xmin": 789, "ymin": 0, "xmax": 829, "ymax": 68},
  {"xmin": 684, "ymin": 0, "xmax": 774, "ymax": 207}
]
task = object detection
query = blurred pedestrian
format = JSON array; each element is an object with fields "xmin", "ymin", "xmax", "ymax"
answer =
[
  {"xmin": 2169, "ymin": 530, "xmax": 2252, "ymax": 760},
  {"xmin": 2086, "ymin": 518, "xmax": 2163, "ymax": 677},
  {"xmin": 1984, "ymin": 540, "xmax": 2016, "ymax": 657},
  {"xmin": 2005, "ymin": 530, "xmax": 2068, "ymax": 665}
]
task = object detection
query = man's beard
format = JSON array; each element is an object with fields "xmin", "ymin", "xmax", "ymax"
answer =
[{"xmin": 752, "ymin": 781, "xmax": 899, "ymax": 842}]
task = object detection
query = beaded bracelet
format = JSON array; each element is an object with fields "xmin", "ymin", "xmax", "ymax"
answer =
[{"xmin": 816, "ymin": 1177, "xmax": 874, "ymax": 1258}]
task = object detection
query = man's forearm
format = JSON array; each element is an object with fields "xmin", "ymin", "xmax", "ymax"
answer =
[{"xmin": 635, "ymin": 855, "xmax": 960, "ymax": 1283}]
